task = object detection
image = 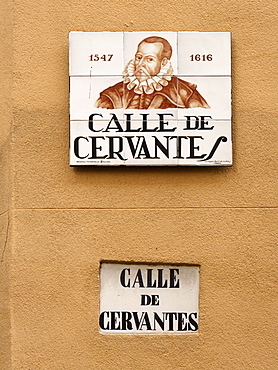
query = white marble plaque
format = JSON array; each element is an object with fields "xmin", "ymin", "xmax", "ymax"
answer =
[
  {"xmin": 70, "ymin": 31, "xmax": 232, "ymax": 166},
  {"xmin": 100, "ymin": 263, "xmax": 200, "ymax": 334}
]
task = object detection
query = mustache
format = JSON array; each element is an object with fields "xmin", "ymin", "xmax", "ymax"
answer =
[{"xmin": 134, "ymin": 65, "xmax": 151, "ymax": 77}]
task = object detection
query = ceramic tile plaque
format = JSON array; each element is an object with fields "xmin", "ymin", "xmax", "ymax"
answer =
[
  {"xmin": 99, "ymin": 263, "xmax": 200, "ymax": 334},
  {"xmin": 69, "ymin": 32, "xmax": 231, "ymax": 166}
]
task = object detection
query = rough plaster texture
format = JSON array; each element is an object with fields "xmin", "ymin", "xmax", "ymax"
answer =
[
  {"xmin": 1, "ymin": 0, "xmax": 277, "ymax": 368},
  {"xmin": 0, "ymin": 0, "xmax": 12, "ymax": 368}
]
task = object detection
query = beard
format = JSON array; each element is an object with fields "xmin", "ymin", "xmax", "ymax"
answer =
[{"xmin": 123, "ymin": 59, "xmax": 173, "ymax": 94}]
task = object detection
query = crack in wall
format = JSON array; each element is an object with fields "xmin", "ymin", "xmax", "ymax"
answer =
[{"xmin": 1, "ymin": 212, "xmax": 10, "ymax": 263}]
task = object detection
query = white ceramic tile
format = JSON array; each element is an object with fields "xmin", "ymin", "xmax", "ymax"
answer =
[
  {"xmin": 69, "ymin": 32, "xmax": 124, "ymax": 76},
  {"xmin": 175, "ymin": 119, "xmax": 232, "ymax": 166},
  {"xmin": 123, "ymin": 120, "xmax": 179, "ymax": 166},
  {"xmin": 177, "ymin": 77, "xmax": 231, "ymax": 120},
  {"xmin": 70, "ymin": 120, "xmax": 128, "ymax": 166},
  {"xmin": 123, "ymin": 32, "xmax": 178, "ymax": 76},
  {"xmin": 70, "ymin": 76, "xmax": 124, "ymax": 120},
  {"xmin": 177, "ymin": 32, "xmax": 231, "ymax": 76}
]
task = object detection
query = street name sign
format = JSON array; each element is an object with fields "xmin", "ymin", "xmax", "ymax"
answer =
[
  {"xmin": 100, "ymin": 263, "xmax": 200, "ymax": 334},
  {"xmin": 70, "ymin": 31, "xmax": 232, "ymax": 166}
]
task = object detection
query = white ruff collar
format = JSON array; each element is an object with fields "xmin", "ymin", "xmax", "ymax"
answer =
[{"xmin": 123, "ymin": 59, "xmax": 173, "ymax": 95}]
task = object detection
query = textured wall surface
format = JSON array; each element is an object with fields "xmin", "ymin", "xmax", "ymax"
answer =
[
  {"xmin": 2, "ymin": 0, "xmax": 278, "ymax": 368},
  {"xmin": 0, "ymin": 0, "xmax": 12, "ymax": 368}
]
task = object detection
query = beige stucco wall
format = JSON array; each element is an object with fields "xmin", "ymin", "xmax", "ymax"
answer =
[
  {"xmin": 1, "ymin": 0, "xmax": 277, "ymax": 368},
  {"xmin": 0, "ymin": 0, "xmax": 12, "ymax": 368}
]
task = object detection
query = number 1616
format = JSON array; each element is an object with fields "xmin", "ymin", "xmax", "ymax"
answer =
[{"xmin": 190, "ymin": 54, "xmax": 212, "ymax": 61}]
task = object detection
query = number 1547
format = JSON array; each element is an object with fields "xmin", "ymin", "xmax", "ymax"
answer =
[{"xmin": 89, "ymin": 54, "xmax": 113, "ymax": 61}]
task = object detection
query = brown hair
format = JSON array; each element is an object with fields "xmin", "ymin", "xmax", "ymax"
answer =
[{"xmin": 138, "ymin": 36, "xmax": 172, "ymax": 59}]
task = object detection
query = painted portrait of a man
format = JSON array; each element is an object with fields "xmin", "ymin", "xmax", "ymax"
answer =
[{"xmin": 95, "ymin": 36, "xmax": 210, "ymax": 110}]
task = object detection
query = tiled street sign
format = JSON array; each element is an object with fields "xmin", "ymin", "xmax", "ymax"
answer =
[{"xmin": 70, "ymin": 32, "xmax": 231, "ymax": 166}]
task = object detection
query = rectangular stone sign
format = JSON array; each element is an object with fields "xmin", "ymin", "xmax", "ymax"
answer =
[
  {"xmin": 70, "ymin": 31, "xmax": 232, "ymax": 166},
  {"xmin": 99, "ymin": 263, "xmax": 200, "ymax": 334}
]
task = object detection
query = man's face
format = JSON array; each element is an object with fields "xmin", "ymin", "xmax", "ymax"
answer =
[{"xmin": 134, "ymin": 42, "xmax": 166, "ymax": 82}]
